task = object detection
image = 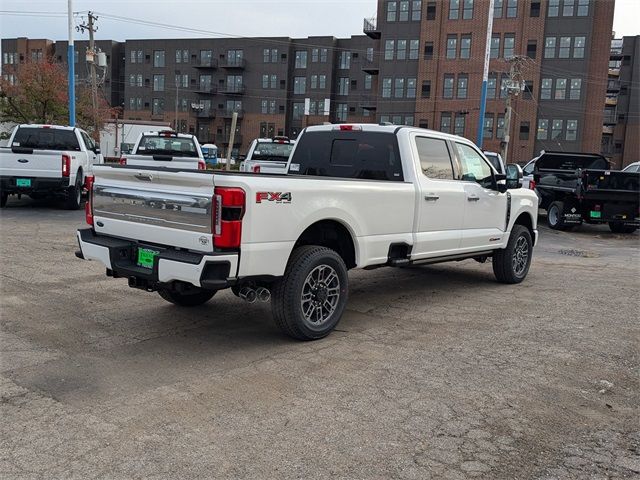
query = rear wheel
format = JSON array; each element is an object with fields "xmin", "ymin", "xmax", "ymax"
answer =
[
  {"xmin": 493, "ymin": 225, "xmax": 533, "ymax": 284},
  {"xmin": 547, "ymin": 201, "xmax": 567, "ymax": 230},
  {"xmin": 609, "ymin": 222, "xmax": 638, "ymax": 234},
  {"xmin": 158, "ymin": 286, "xmax": 217, "ymax": 306},
  {"xmin": 65, "ymin": 174, "xmax": 83, "ymax": 210},
  {"xmin": 271, "ymin": 245, "xmax": 348, "ymax": 340}
]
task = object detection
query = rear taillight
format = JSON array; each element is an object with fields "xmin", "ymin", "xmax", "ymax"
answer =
[
  {"xmin": 212, "ymin": 187, "xmax": 245, "ymax": 249},
  {"xmin": 198, "ymin": 160, "xmax": 206, "ymax": 170},
  {"xmin": 119, "ymin": 157, "xmax": 127, "ymax": 166},
  {"xmin": 529, "ymin": 179, "xmax": 536, "ymax": 190},
  {"xmin": 252, "ymin": 164, "xmax": 261, "ymax": 173},
  {"xmin": 62, "ymin": 154, "xmax": 71, "ymax": 177},
  {"xmin": 85, "ymin": 175, "xmax": 95, "ymax": 226}
]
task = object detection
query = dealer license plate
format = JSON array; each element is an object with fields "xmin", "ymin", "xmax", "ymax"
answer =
[
  {"xmin": 590, "ymin": 211, "xmax": 602, "ymax": 219},
  {"xmin": 16, "ymin": 178, "xmax": 31, "ymax": 187},
  {"xmin": 137, "ymin": 248, "xmax": 159, "ymax": 269}
]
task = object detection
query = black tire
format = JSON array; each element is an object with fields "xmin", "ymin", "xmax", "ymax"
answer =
[
  {"xmin": 0, "ymin": 192, "xmax": 7, "ymax": 208},
  {"xmin": 493, "ymin": 225, "xmax": 533, "ymax": 284},
  {"xmin": 547, "ymin": 201, "xmax": 566, "ymax": 230},
  {"xmin": 609, "ymin": 222, "xmax": 638, "ymax": 234},
  {"xmin": 157, "ymin": 287, "xmax": 216, "ymax": 306},
  {"xmin": 65, "ymin": 174, "xmax": 83, "ymax": 210},
  {"xmin": 271, "ymin": 245, "xmax": 349, "ymax": 341}
]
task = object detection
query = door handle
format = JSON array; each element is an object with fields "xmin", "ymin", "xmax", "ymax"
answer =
[
  {"xmin": 467, "ymin": 195, "xmax": 480, "ymax": 202},
  {"xmin": 134, "ymin": 173, "xmax": 153, "ymax": 181},
  {"xmin": 424, "ymin": 194, "xmax": 440, "ymax": 201}
]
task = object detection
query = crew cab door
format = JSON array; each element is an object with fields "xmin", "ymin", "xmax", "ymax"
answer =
[
  {"xmin": 411, "ymin": 134, "xmax": 465, "ymax": 259},
  {"xmin": 79, "ymin": 130, "xmax": 99, "ymax": 170},
  {"xmin": 453, "ymin": 142, "xmax": 508, "ymax": 250}
]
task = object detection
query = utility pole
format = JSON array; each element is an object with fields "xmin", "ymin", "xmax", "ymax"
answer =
[
  {"xmin": 67, "ymin": 0, "xmax": 75, "ymax": 126},
  {"xmin": 476, "ymin": 0, "xmax": 495, "ymax": 148},
  {"xmin": 225, "ymin": 111, "xmax": 238, "ymax": 171},
  {"xmin": 78, "ymin": 12, "xmax": 99, "ymax": 139},
  {"xmin": 501, "ymin": 55, "xmax": 528, "ymax": 162},
  {"xmin": 175, "ymin": 70, "xmax": 180, "ymax": 132}
]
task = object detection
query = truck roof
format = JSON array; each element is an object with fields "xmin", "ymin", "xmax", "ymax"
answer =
[
  {"xmin": 17, "ymin": 124, "xmax": 77, "ymax": 131},
  {"xmin": 139, "ymin": 130, "xmax": 195, "ymax": 139},
  {"xmin": 303, "ymin": 123, "xmax": 472, "ymax": 144}
]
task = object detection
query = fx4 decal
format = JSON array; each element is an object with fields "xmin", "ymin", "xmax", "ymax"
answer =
[{"xmin": 256, "ymin": 192, "xmax": 292, "ymax": 204}]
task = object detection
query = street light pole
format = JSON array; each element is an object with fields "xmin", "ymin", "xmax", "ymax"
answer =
[
  {"xmin": 476, "ymin": 0, "xmax": 495, "ymax": 148},
  {"xmin": 67, "ymin": 0, "xmax": 75, "ymax": 126}
]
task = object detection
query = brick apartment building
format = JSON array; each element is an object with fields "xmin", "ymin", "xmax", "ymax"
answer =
[
  {"xmin": 1, "ymin": 0, "xmax": 616, "ymax": 162},
  {"xmin": 602, "ymin": 36, "xmax": 639, "ymax": 169}
]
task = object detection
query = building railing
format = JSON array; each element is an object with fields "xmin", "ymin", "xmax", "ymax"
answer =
[
  {"xmin": 195, "ymin": 58, "xmax": 218, "ymax": 68},
  {"xmin": 363, "ymin": 17, "xmax": 377, "ymax": 32},
  {"xmin": 220, "ymin": 83, "xmax": 246, "ymax": 94},
  {"xmin": 217, "ymin": 109, "xmax": 245, "ymax": 118},
  {"xmin": 220, "ymin": 58, "xmax": 246, "ymax": 69}
]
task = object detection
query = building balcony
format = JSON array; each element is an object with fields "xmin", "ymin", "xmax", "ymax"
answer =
[
  {"xmin": 362, "ymin": 58, "xmax": 379, "ymax": 75},
  {"xmin": 603, "ymin": 115, "xmax": 617, "ymax": 125},
  {"xmin": 217, "ymin": 109, "xmax": 244, "ymax": 119},
  {"xmin": 607, "ymin": 80, "xmax": 621, "ymax": 92},
  {"xmin": 602, "ymin": 125, "xmax": 614, "ymax": 135},
  {"xmin": 605, "ymin": 96, "xmax": 618, "ymax": 106},
  {"xmin": 194, "ymin": 58, "xmax": 218, "ymax": 69},
  {"xmin": 196, "ymin": 85, "xmax": 217, "ymax": 95},
  {"xmin": 608, "ymin": 68, "xmax": 620, "ymax": 76},
  {"xmin": 220, "ymin": 134, "xmax": 243, "ymax": 145},
  {"xmin": 196, "ymin": 109, "xmax": 216, "ymax": 119},
  {"xmin": 363, "ymin": 17, "xmax": 380, "ymax": 39},
  {"xmin": 220, "ymin": 84, "xmax": 245, "ymax": 95},
  {"xmin": 220, "ymin": 58, "xmax": 246, "ymax": 69},
  {"xmin": 359, "ymin": 95, "xmax": 377, "ymax": 110}
]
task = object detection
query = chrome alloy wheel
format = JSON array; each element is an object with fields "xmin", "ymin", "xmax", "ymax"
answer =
[
  {"xmin": 300, "ymin": 264, "xmax": 340, "ymax": 326},
  {"xmin": 512, "ymin": 236, "xmax": 529, "ymax": 276}
]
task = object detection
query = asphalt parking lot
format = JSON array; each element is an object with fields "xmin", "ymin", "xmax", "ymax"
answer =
[{"xmin": 1, "ymin": 196, "xmax": 638, "ymax": 479}]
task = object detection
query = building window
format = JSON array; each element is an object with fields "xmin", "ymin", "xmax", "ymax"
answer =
[
  {"xmin": 395, "ymin": 78, "xmax": 405, "ymax": 98},
  {"xmin": 449, "ymin": 0, "xmax": 459, "ymax": 19},
  {"xmin": 365, "ymin": 74, "xmax": 372, "ymax": 90},
  {"xmin": 407, "ymin": 78, "xmax": 417, "ymax": 98},
  {"xmin": 491, "ymin": 36, "xmax": 500, "ymax": 59},
  {"xmin": 129, "ymin": 97, "xmax": 136, "ymax": 110},
  {"xmin": 483, "ymin": 116, "xmax": 494, "ymax": 138},
  {"xmin": 544, "ymin": 37, "xmax": 556, "ymax": 58},
  {"xmin": 262, "ymin": 74, "xmax": 269, "ymax": 89},
  {"xmin": 454, "ymin": 115, "xmax": 465, "ymax": 136},
  {"xmin": 541, "ymin": 78, "xmax": 552, "ymax": 99},
  {"xmin": 385, "ymin": 40, "xmax": 395, "ymax": 60},
  {"xmin": 530, "ymin": 1, "xmax": 541, "ymax": 16},
  {"xmin": 443, "ymin": 75, "xmax": 454, "ymax": 98},
  {"xmin": 399, "ymin": 0, "xmax": 410, "ymax": 20},
  {"xmin": 311, "ymin": 48, "xmax": 319, "ymax": 62},
  {"xmin": 554, "ymin": 78, "xmax": 567, "ymax": 99},
  {"xmin": 421, "ymin": 80, "xmax": 431, "ymax": 98},
  {"xmin": 269, "ymin": 100, "xmax": 276, "ymax": 114},
  {"xmin": 424, "ymin": 42, "xmax": 434, "ymax": 60},
  {"xmin": 200, "ymin": 50, "xmax": 212, "ymax": 66},
  {"xmin": 527, "ymin": 40, "xmax": 537, "ymax": 58},
  {"xmin": 336, "ymin": 103, "xmax": 348, "ymax": 122},
  {"xmin": 397, "ymin": 40, "xmax": 407, "ymax": 60},
  {"xmin": 137, "ymin": 74, "xmax": 142, "ymax": 87},
  {"xmin": 293, "ymin": 102, "xmax": 305, "ymax": 120},
  {"xmin": 152, "ymin": 98, "xmax": 164, "ymax": 115},
  {"xmin": 504, "ymin": 34, "xmax": 515, "ymax": 59},
  {"xmin": 446, "ymin": 35, "xmax": 457, "ymax": 59},
  {"xmin": 497, "ymin": 115, "xmax": 505, "ymax": 139},
  {"xmin": 537, "ymin": 119, "xmax": 548, "ymax": 139},
  {"xmin": 566, "ymin": 119, "xmax": 578, "ymax": 140},
  {"xmin": 551, "ymin": 119, "xmax": 563, "ymax": 139},
  {"xmin": 500, "ymin": 74, "xmax": 509, "ymax": 99},
  {"xmin": 577, "ymin": 0, "xmax": 589, "ymax": 16},
  {"xmin": 573, "ymin": 36, "xmax": 585, "ymax": 58},
  {"xmin": 261, "ymin": 100, "xmax": 268, "ymax": 114},
  {"xmin": 426, "ymin": 2, "xmax": 436, "ymax": 19},
  {"xmin": 227, "ymin": 49, "xmax": 244, "ymax": 66},
  {"xmin": 310, "ymin": 75, "xmax": 318, "ymax": 89},
  {"xmin": 295, "ymin": 50, "xmax": 307, "ymax": 68},
  {"xmin": 548, "ymin": 0, "xmax": 559, "ymax": 16},
  {"xmin": 457, "ymin": 75, "xmax": 468, "ymax": 99},
  {"xmin": 382, "ymin": 77, "xmax": 392, "ymax": 97},
  {"xmin": 387, "ymin": 1, "xmax": 398, "ymax": 21},
  {"xmin": 506, "ymin": 0, "xmax": 517, "ymax": 17},
  {"xmin": 487, "ymin": 75, "xmax": 497, "ymax": 99},
  {"xmin": 339, "ymin": 51, "xmax": 351, "ymax": 69},
  {"xmin": 519, "ymin": 122, "xmax": 530, "ymax": 140},
  {"xmin": 559, "ymin": 37, "xmax": 571, "ymax": 58},
  {"xmin": 440, "ymin": 113, "xmax": 452, "ymax": 134},
  {"xmin": 153, "ymin": 50, "xmax": 165, "ymax": 67},
  {"xmin": 175, "ymin": 49, "xmax": 188, "ymax": 63},
  {"xmin": 129, "ymin": 74, "xmax": 136, "ymax": 87},
  {"xmin": 366, "ymin": 47, "xmax": 374, "ymax": 62},
  {"xmin": 412, "ymin": 0, "xmax": 422, "ymax": 20},
  {"xmin": 562, "ymin": 0, "xmax": 574, "ymax": 16},
  {"xmin": 523, "ymin": 80, "xmax": 533, "ymax": 99},
  {"xmin": 569, "ymin": 78, "xmax": 582, "ymax": 99},
  {"xmin": 409, "ymin": 40, "xmax": 420, "ymax": 59},
  {"xmin": 320, "ymin": 48, "xmax": 328, "ymax": 62},
  {"xmin": 462, "ymin": 0, "xmax": 473, "ymax": 19},
  {"xmin": 494, "ymin": 0, "xmax": 503, "ymax": 17},
  {"xmin": 460, "ymin": 35, "xmax": 471, "ymax": 59},
  {"xmin": 338, "ymin": 77, "xmax": 349, "ymax": 95},
  {"xmin": 319, "ymin": 75, "xmax": 327, "ymax": 89},
  {"xmin": 270, "ymin": 75, "xmax": 277, "ymax": 89},
  {"xmin": 294, "ymin": 77, "xmax": 306, "ymax": 94},
  {"xmin": 153, "ymin": 74, "xmax": 165, "ymax": 91}
]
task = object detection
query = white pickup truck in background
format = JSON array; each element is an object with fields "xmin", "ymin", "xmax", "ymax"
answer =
[
  {"xmin": 0, "ymin": 124, "xmax": 102, "ymax": 209},
  {"xmin": 240, "ymin": 136, "xmax": 295, "ymax": 174},
  {"xmin": 120, "ymin": 130, "xmax": 206, "ymax": 170},
  {"xmin": 77, "ymin": 124, "xmax": 538, "ymax": 340}
]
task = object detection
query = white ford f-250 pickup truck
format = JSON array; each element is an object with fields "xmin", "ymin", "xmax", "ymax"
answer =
[
  {"xmin": 120, "ymin": 130, "xmax": 206, "ymax": 170},
  {"xmin": 0, "ymin": 124, "xmax": 102, "ymax": 209},
  {"xmin": 76, "ymin": 124, "xmax": 539, "ymax": 340}
]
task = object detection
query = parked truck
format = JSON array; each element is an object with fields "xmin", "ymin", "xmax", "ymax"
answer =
[
  {"xmin": 76, "ymin": 124, "xmax": 539, "ymax": 340},
  {"xmin": 0, "ymin": 124, "xmax": 102, "ymax": 209},
  {"xmin": 119, "ymin": 130, "xmax": 206, "ymax": 170},
  {"xmin": 534, "ymin": 151, "xmax": 639, "ymax": 233}
]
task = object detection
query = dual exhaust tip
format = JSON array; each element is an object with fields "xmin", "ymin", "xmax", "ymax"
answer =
[{"xmin": 238, "ymin": 286, "xmax": 270, "ymax": 303}]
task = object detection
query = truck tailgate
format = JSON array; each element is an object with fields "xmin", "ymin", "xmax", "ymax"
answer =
[
  {"xmin": 125, "ymin": 154, "xmax": 199, "ymax": 169},
  {"xmin": 583, "ymin": 170, "xmax": 639, "ymax": 199},
  {"xmin": 0, "ymin": 148, "xmax": 64, "ymax": 178},
  {"xmin": 92, "ymin": 166, "xmax": 215, "ymax": 252}
]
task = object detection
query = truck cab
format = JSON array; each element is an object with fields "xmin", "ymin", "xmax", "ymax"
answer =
[{"xmin": 120, "ymin": 130, "xmax": 205, "ymax": 170}]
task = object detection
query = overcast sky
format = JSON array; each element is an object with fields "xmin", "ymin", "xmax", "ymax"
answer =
[{"xmin": 0, "ymin": 0, "xmax": 637, "ymax": 41}]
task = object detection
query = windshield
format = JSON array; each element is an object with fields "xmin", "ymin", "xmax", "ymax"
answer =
[
  {"xmin": 136, "ymin": 135, "xmax": 198, "ymax": 157},
  {"xmin": 484, "ymin": 153, "xmax": 501, "ymax": 172},
  {"xmin": 250, "ymin": 142, "xmax": 294, "ymax": 161},
  {"xmin": 12, "ymin": 127, "xmax": 80, "ymax": 151}
]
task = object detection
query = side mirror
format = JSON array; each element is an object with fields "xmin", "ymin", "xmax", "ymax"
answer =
[
  {"xmin": 94, "ymin": 147, "xmax": 101, "ymax": 155},
  {"xmin": 505, "ymin": 163, "xmax": 523, "ymax": 189},
  {"xmin": 495, "ymin": 173, "xmax": 507, "ymax": 193}
]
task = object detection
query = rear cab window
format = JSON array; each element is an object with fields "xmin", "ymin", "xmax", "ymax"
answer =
[
  {"xmin": 12, "ymin": 127, "xmax": 80, "ymax": 151},
  {"xmin": 249, "ymin": 141, "xmax": 294, "ymax": 162},
  {"xmin": 290, "ymin": 131, "xmax": 404, "ymax": 181},
  {"xmin": 136, "ymin": 135, "xmax": 198, "ymax": 157},
  {"xmin": 415, "ymin": 136, "xmax": 455, "ymax": 180}
]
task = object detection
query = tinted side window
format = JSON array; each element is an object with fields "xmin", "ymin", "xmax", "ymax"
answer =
[
  {"xmin": 291, "ymin": 131, "xmax": 404, "ymax": 181},
  {"xmin": 415, "ymin": 136, "xmax": 454, "ymax": 179},
  {"xmin": 456, "ymin": 143, "xmax": 494, "ymax": 188},
  {"xmin": 523, "ymin": 161, "xmax": 535, "ymax": 175},
  {"xmin": 13, "ymin": 128, "xmax": 81, "ymax": 151}
]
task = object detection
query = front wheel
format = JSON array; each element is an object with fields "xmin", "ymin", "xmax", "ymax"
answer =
[
  {"xmin": 493, "ymin": 225, "xmax": 533, "ymax": 284},
  {"xmin": 609, "ymin": 222, "xmax": 638, "ymax": 234},
  {"xmin": 271, "ymin": 245, "xmax": 349, "ymax": 340},
  {"xmin": 158, "ymin": 287, "xmax": 216, "ymax": 306}
]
